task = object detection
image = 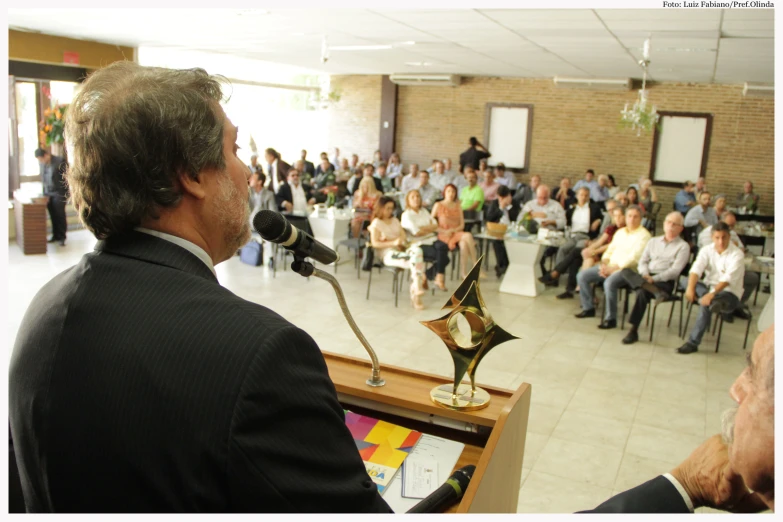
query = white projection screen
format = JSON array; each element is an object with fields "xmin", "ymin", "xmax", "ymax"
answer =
[
  {"xmin": 484, "ymin": 103, "xmax": 534, "ymax": 173},
  {"xmin": 651, "ymin": 112, "xmax": 713, "ymax": 187}
]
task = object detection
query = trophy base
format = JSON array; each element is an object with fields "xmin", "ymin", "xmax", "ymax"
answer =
[{"xmin": 430, "ymin": 383, "xmax": 491, "ymax": 411}]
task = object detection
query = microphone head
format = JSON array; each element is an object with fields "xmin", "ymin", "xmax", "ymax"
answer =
[{"xmin": 254, "ymin": 210, "xmax": 288, "ymax": 241}]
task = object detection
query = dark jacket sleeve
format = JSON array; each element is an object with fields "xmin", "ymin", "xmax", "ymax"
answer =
[
  {"xmin": 275, "ymin": 184, "xmax": 292, "ymax": 210},
  {"xmin": 227, "ymin": 325, "xmax": 392, "ymax": 513},
  {"xmin": 484, "ymin": 202, "xmax": 502, "ymax": 223},
  {"xmin": 581, "ymin": 476, "xmax": 690, "ymax": 514}
]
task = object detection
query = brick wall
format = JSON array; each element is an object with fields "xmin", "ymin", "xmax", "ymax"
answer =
[
  {"xmin": 328, "ymin": 76, "xmax": 774, "ymax": 214},
  {"xmin": 327, "ymin": 75, "xmax": 382, "ymax": 164}
]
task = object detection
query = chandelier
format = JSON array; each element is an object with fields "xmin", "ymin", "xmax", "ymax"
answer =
[{"xmin": 620, "ymin": 38, "xmax": 660, "ymax": 136}]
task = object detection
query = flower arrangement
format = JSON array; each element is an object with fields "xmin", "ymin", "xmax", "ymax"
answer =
[
  {"xmin": 320, "ymin": 185, "xmax": 339, "ymax": 207},
  {"xmin": 39, "ymin": 104, "xmax": 68, "ymax": 146}
]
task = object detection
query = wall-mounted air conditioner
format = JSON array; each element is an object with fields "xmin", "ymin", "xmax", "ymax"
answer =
[
  {"xmin": 553, "ymin": 76, "xmax": 632, "ymax": 90},
  {"xmin": 743, "ymin": 82, "xmax": 774, "ymax": 97},
  {"xmin": 389, "ymin": 74, "xmax": 461, "ymax": 87}
]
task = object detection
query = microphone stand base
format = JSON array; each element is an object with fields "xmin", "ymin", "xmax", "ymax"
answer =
[{"xmin": 430, "ymin": 383, "xmax": 490, "ymax": 411}]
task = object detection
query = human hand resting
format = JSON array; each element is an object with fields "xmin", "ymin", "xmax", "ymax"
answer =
[{"xmin": 670, "ymin": 434, "xmax": 768, "ymax": 512}]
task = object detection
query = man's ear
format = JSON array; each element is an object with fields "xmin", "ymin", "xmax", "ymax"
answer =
[{"xmin": 178, "ymin": 170, "xmax": 208, "ymax": 201}]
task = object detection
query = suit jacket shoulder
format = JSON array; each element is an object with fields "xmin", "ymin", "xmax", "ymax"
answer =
[{"xmin": 583, "ymin": 476, "xmax": 690, "ymax": 513}]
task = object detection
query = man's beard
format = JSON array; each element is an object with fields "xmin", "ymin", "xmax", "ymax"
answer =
[
  {"xmin": 216, "ymin": 173, "xmax": 251, "ymax": 260},
  {"xmin": 721, "ymin": 406, "xmax": 738, "ymax": 445}
]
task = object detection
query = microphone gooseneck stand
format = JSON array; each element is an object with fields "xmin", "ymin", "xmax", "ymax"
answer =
[{"xmin": 291, "ymin": 255, "xmax": 385, "ymax": 387}]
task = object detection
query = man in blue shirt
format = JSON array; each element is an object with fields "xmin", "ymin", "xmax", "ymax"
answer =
[
  {"xmin": 684, "ymin": 191, "xmax": 718, "ymax": 236},
  {"xmin": 573, "ymin": 169, "xmax": 598, "ymax": 194},
  {"xmin": 674, "ymin": 181, "xmax": 697, "ymax": 214}
]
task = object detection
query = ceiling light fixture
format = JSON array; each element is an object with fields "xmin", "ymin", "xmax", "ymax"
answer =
[{"xmin": 620, "ymin": 37, "xmax": 660, "ymax": 136}]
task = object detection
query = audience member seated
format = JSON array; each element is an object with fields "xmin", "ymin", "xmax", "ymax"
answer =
[
  {"xmin": 575, "ymin": 205, "xmax": 651, "ymax": 329},
  {"xmin": 460, "ymin": 169, "xmax": 485, "ymax": 211},
  {"xmin": 695, "ymin": 176, "xmax": 708, "ymax": 200},
  {"xmin": 400, "ymin": 163, "xmax": 421, "ymax": 194},
  {"xmin": 346, "ymin": 166, "xmax": 364, "ymax": 196},
  {"xmin": 698, "ymin": 212, "xmax": 757, "ymax": 321},
  {"xmin": 276, "ymin": 168, "xmax": 315, "ymax": 214},
  {"xmin": 315, "ymin": 156, "xmax": 335, "ymax": 181},
  {"xmin": 443, "ymin": 158, "xmax": 456, "ymax": 179},
  {"xmin": 513, "ymin": 174, "xmax": 541, "ymax": 206},
  {"xmin": 248, "ymin": 172, "xmax": 277, "ymax": 225},
  {"xmin": 593, "ymin": 175, "xmax": 611, "ymax": 205},
  {"xmin": 574, "ymin": 169, "xmax": 598, "ymax": 195},
  {"xmin": 484, "ymin": 185, "xmax": 520, "ymax": 278},
  {"xmin": 319, "ymin": 151, "xmax": 335, "ymax": 171},
  {"xmin": 452, "ymin": 168, "xmax": 468, "ymax": 191},
  {"xmin": 300, "ymin": 149, "xmax": 316, "ymax": 177},
  {"xmin": 684, "ymin": 191, "xmax": 718, "ymax": 236},
  {"xmin": 349, "ymin": 154, "xmax": 360, "ymax": 173},
  {"xmin": 294, "ymin": 160, "xmax": 312, "ymax": 185},
  {"xmin": 539, "ymin": 187, "xmax": 602, "ymax": 291},
  {"xmin": 494, "ymin": 163, "xmax": 519, "ymax": 191},
  {"xmin": 477, "ymin": 158, "xmax": 490, "ymax": 181},
  {"xmin": 582, "ymin": 205, "xmax": 626, "ymax": 271},
  {"xmin": 331, "ymin": 147, "xmax": 341, "ymax": 170},
  {"xmin": 401, "ymin": 190, "xmax": 450, "ymax": 291},
  {"xmin": 606, "ymin": 174, "xmax": 620, "ymax": 198},
  {"xmin": 335, "ymin": 158, "xmax": 352, "ymax": 183},
  {"xmin": 620, "ymin": 212, "xmax": 690, "ymax": 344},
  {"xmin": 678, "ymin": 222, "xmax": 746, "ymax": 354},
  {"xmin": 248, "ymin": 153, "xmax": 263, "ymax": 175},
  {"xmin": 387, "ymin": 153, "xmax": 404, "ymax": 180},
  {"xmin": 416, "ymin": 170, "xmax": 440, "ymax": 210},
  {"xmin": 599, "ymin": 199, "xmax": 619, "ymax": 234},
  {"xmin": 626, "ymin": 186, "xmax": 646, "ymax": 214},
  {"xmin": 520, "ymin": 184, "xmax": 565, "ymax": 230},
  {"xmin": 713, "ymin": 194, "xmax": 728, "ymax": 220},
  {"xmin": 480, "ymin": 169, "xmax": 501, "ymax": 202},
  {"xmin": 351, "ymin": 176, "xmax": 382, "ymax": 238},
  {"xmin": 432, "ymin": 184, "xmax": 485, "ymax": 279},
  {"xmin": 639, "ymin": 179, "xmax": 658, "ymax": 211},
  {"xmin": 368, "ymin": 196, "xmax": 427, "ymax": 310},
  {"xmin": 375, "ymin": 162, "xmax": 393, "ymax": 193},
  {"xmin": 674, "ymin": 181, "xmax": 697, "ymax": 214},
  {"xmin": 348, "ymin": 164, "xmax": 383, "ymax": 195},
  {"xmin": 552, "ymin": 177, "xmax": 575, "ymax": 209},
  {"xmin": 429, "ymin": 160, "xmax": 453, "ymax": 192},
  {"xmin": 372, "ymin": 150, "xmax": 383, "ymax": 169},
  {"xmin": 736, "ymin": 181, "xmax": 760, "ymax": 210},
  {"xmin": 614, "ymin": 190, "xmax": 628, "ymax": 208}
]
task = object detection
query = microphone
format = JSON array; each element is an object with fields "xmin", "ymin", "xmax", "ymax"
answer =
[
  {"xmin": 253, "ymin": 210, "xmax": 339, "ymax": 265},
  {"xmin": 406, "ymin": 465, "xmax": 476, "ymax": 514}
]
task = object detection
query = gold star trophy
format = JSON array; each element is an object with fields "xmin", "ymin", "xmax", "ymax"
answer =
[{"xmin": 420, "ymin": 257, "xmax": 518, "ymax": 411}]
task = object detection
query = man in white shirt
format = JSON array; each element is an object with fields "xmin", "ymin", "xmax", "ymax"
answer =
[
  {"xmin": 698, "ymin": 213, "xmax": 758, "ymax": 321},
  {"xmin": 494, "ymin": 163, "xmax": 518, "ymax": 191},
  {"xmin": 429, "ymin": 161, "xmax": 453, "ymax": 192},
  {"xmin": 620, "ymin": 212, "xmax": 690, "ymax": 345},
  {"xmin": 685, "ymin": 191, "xmax": 719, "ymax": 236},
  {"xmin": 417, "ymin": 171, "xmax": 440, "ymax": 209},
  {"xmin": 400, "ymin": 163, "xmax": 421, "ymax": 195},
  {"xmin": 520, "ymin": 185, "xmax": 566, "ymax": 230},
  {"xmin": 678, "ymin": 222, "xmax": 745, "ymax": 354},
  {"xmin": 276, "ymin": 169, "xmax": 315, "ymax": 215},
  {"xmin": 576, "ymin": 205, "xmax": 651, "ymax": 329}
]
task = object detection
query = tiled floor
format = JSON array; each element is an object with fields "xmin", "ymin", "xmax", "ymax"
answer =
[{"xmin": 7, "ymin": 230, "xmax": 767, "ymax": 513}]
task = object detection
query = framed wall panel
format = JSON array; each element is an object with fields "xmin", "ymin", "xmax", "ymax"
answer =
[
  {"xmin": 484, "ymin": 103, "xmax": 533, "ymax": 173},
  {"xmin": 649, "ymin": 111, "xmax": 713, "ymax": 188}
]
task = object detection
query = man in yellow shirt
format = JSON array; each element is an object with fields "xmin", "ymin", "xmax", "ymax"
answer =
[{"xmin": 575, "ymin": 205, "xmax": 651, "ymax": 329}]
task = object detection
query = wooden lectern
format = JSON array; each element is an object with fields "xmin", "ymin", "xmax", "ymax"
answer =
[{"xmin": 323, "ymin": 351, "xmax": 531, "ymax": 514}]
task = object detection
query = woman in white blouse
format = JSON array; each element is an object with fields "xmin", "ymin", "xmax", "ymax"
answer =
[
  {"xmin": 401, "ymin": 189, "xmax": 448, "ymax": 291},
  {"xmin": 369, "ymin": 196, "xmax": 427, "ymax": 310}
]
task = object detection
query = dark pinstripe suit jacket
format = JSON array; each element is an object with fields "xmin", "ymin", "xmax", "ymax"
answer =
[{"xmin": 9, "ymin": 231, "xmax": 391, "ymax": 513}]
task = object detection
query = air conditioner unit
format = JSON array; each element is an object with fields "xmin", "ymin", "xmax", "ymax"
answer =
[
  {"xmin": 389, "ymin": 74, "xmax": 461, "ymax": 87},
  {"xmin": 553, "ymin": 76, "xmax": 632, "ymax": 90},
  {"xmin": 743, "ymin": 82, "xmax": 774, "ymax": 97}
]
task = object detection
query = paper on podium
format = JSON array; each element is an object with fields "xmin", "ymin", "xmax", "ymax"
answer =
[{"xmin": 383, "ymin": 434, "xmax": 466, "ymax": 513}]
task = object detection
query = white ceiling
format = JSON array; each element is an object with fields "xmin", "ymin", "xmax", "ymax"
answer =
[{"xmin": 7, "ymin": 8, "xmax": 775, "ymax": 84}]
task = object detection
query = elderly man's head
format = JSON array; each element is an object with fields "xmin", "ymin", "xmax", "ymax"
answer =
[
  {"xmin": 723, "ymin": 212, "xmax": 738, "ymax": 229},
  {"xmin": 576, "ymin": 186, "xmax": 590, "ymax": 205},
  {"xmin": 723, "ymin": 325, "xmax": 775, "ymax": 510},
  {"xmin": 696, "ymin": 177, "xmax": 706, "ymax": 190},
  {"xmin": 744, "ymin": 181, "xmax": 754, "ymax": 194},
  {"xmin": 662, "ymin": 211, "xmax": 684, "ymax": 240},
  {"xmin": 536, "ymin": 184, "xmax": 551, "ymax": 205},
  {"xmin": 65, "ymin": 61, "xmax": 250, "ymax": 264},
  {"xmin": 605, "ymin": 198, "xmax": 618, "ymax": 214},
  {"xmin": 434, "ymin": 161, "xmax": 445, "ymax": 175}
]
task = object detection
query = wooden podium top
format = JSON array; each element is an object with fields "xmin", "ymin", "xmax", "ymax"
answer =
[{"xmin": 322, "ymin": 351, "xmax": 531, "ymax": 514}]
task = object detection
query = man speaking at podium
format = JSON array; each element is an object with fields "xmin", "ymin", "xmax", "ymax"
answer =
[{"xmin": 9, "ymin": 62, "xmax": 391, "ymax": 513}]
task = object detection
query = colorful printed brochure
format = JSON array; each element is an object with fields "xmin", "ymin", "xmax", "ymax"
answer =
[{"xmin": 344, "ymin": 411, "xmax": 423, "ymax": 495}]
